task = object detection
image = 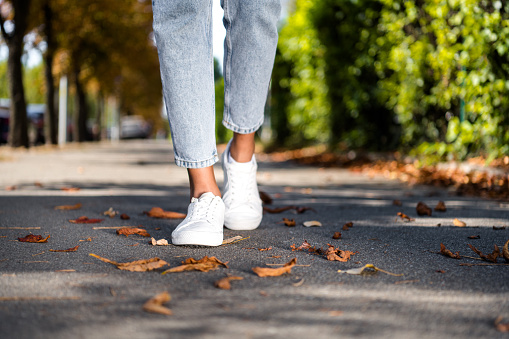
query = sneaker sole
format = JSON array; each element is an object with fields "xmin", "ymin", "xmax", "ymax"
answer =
[
  {"xmin": 172, "ymin": 232, "xmax": 223, "ymax": 246},
  {"xmin": 224, "ymin": 216, "xmax": 262, "ymax": 231}
]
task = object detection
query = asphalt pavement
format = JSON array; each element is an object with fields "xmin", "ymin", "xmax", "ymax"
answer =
[{"xmin": 0, "ymin": 140, "xmax": 508, "ymax": 339}]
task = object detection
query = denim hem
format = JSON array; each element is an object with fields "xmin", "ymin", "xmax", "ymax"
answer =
[
  {"xmin": 222, "ymin": 117, "xmax": 264, "ymax": 134},
  {"xmin": 174, "ymin": 154, "xmax": 219, "ymax": 169}
]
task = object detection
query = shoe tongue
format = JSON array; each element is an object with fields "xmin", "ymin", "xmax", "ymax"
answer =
[{"xmin": 198, "ymin": 192, "xmax": 217, "ymax": 202}]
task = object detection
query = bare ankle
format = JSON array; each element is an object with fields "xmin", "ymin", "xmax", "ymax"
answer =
[
  {"xmin": 230, "ymin": 132, "xmax": 255, "ymax": 163},
  {"xmin": 188, "ymin": 167, "xmax": 221, "ymax": 199}
]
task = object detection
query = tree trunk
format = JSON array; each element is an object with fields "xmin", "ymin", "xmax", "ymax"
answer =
[
  {"xmin": 2, "ymin": 0, "xmax": 30, "ymax": 148},
  {"xmin": 43, "ymin": 1, "xmax": 57, "ymax": 145},
  {"xmin": 73, "ymin": 67, "xmax": 88, "ymax": 142}
]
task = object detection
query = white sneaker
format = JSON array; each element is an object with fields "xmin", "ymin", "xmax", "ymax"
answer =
[
  {"xmin": 171, "ymin": 192, "xmax": 224, "ymax": 246},
  {"xmin": 221, "ymin": 140, "xmax": 263, "ymax": 230}
]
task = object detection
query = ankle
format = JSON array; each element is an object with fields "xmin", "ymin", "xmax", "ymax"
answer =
[
  {"xmin": 187, "ymin": 167, "xmax": 221, "ymax": 199},
  {"xmin": 230, "ymin": 132, "xmax": 255, "ymax": 163}
]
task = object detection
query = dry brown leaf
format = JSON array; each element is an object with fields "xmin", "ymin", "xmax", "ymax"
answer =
[
  {"xmin": 468, "ymin": 244, "xmax": 500, "ymax": 263},
  {"xmin": 440, "ymin": 243, "xmax": 461, "ymax": 259},
  {"xmin": 332, "ymin": 232, "xmax": 342, "ymax": 239},
  {"xmin": 453, "ymin": 218, "xmax": 467, "ymax": 227},
  {"xmin": 143, "ymin": 207, "xmax": 186, "ymax": 219},
  {"xmin": 116, "ymin": 227, "xmax": 150, "ymax": 237},
  {"xmin": 416, "ymin": 202, "xmax": 432, "ymax": 216},
  {"xmin": 434, "ymin": 201, "xmax": 447, "ymax": 212},
  {"xmin": 162, "ymin": 256, "xmax": 228, "ymax": 274},
  {"xmin": 69, "ymin": 216, "xmax": 104, "ymax": 224},
  {"xmin": 214, "ymin": 276, "xmax": 243, "ymax": 290},
  {"xmin": 296, "ymin": 206, "xmax": 316, "ymax": 214},
  {"xmin": 281, "ymin": 218, "xmax": 296, "ymax": 227},
  {"xmin": 495, "ymin": 316, "xmax": 509, "ymax": 333},
  {"xmin": 143, "ymin": 291, "xmax": 172, "ymax": 315},
  {"xmin": 150, "ymin": 237, "xmax": 169, "ymax": 246},
  {"xmin": 222, "ymin": 235, "xmax": 244, "ymax": 245},
  {"xmin": 263, "ymin": 205, "xmax": 296, "ymax": 214},
  {"xmin": 89, "ymin": 253, "xmax": 168, "ymax": 272},
  {"xmin": 338, "ymin": 264, "xmax": 403, "ymax": 276},
  {"xmin": 49, "ymin": 245, "xmax": 79, "ymax": 252},
  {"xmin": 5, "ymin": 185, "xmax": 17, "ymax": 191},
  {"xmin": 259, "ymin": 191, "xmax": 272, "ymax": 205},
  {"xmin": 436, "ymin": 270, "xmax": 446, "ymax": 273},
  {"xmin": 18, "ymin": 234, "xmax": 50, "ymax": 243},
  {"xmin": 503, "ymin": 240, "xmax": 509, "ymax": 262},
  {"xmin": 120, "ymin": 213, "xmax": 130, "ymax": 220},
  {"xmin": 324, "ymin": 244, "xmax": 355, "ymax": 262},
  {"xmin": 290, "ymin": 240, "xmax": 314, "ymax": 252},
  {"xmin": 397, "ymin": 212, "xmax": 415, "ymax": 221},
  {"xmin": 252, "ymin": 258, "xmax": 297, "ymax": 277},
  {"xmin": 342, "ymin": 222, "xmax": 353, "ymax": 230},
  {"xmin": 54, "ymin": 203, "xmax": 82, "ymax": 210},
  {"xmin": 103, "ymin": 207, "xmax": 118, "ymax": 218},
  {"xmin": 61, "ymin": 187, "xmax": 80, "ymax": 192},
  {"xmin": 468, "ymin": 235, "xmax": 480, "ymax": 239},
  {"xmin": 303, "ymin": 220, "xmax": 322, "ymax": 227},
  {"xmin": 392, "ymin": 199, "xmax": 402, "ymax": 206},
  {"xmin": 34, "ymin": 181, "xmax": 43, "ymax": 187}
]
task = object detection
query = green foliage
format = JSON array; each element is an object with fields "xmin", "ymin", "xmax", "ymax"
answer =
[
  {"xmin": 274, "ymin": 0, "xmax": 509, "ymax": 159},
  {"xmin": 0, "ymin": 60, "xmax": 8, "ymax": 98},
  {"xmin": 214, "ymin": 58, "xmax": 232, "ymax": 144},
  {"xmin": 23, "ymin": 62, "xmax": 45, "ymax": 104}
]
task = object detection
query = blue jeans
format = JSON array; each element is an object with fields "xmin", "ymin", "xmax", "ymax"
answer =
[{"xmin": 153, "ymin": 0, "xmax": 281, "ymax": 168}]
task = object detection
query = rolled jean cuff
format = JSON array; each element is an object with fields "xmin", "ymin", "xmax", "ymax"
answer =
[
  {"xmin": 174, "ymin": 154, "xmax": 219, "ymax": 169},
  {"xmin": 222, "ymin": 117, "xmax": 264, "ymax": 134}
]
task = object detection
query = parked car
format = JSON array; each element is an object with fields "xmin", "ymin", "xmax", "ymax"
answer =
[
  {"xmin": 0, "ymin": 106, "xmax": 9, "ymax": 144},
  {"xmin": 120, "ymin": 115, "xmax": 151, "ymax": 139}
]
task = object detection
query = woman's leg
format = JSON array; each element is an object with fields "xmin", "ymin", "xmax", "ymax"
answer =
[
  {"xmin": 153, "ymin": 1, "xmax": 223, "ymax": 246},
  {"xmin": 221, "ymin": 0, "xmax": 281, "ymax": 230}
]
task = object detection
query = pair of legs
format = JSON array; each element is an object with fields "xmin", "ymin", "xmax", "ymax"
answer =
[
  {"xmin": 153, "ymin": 0, "xmax": 280, "ymax": 193},
  {"xmin": 153, "ymin": 0, "xmax": 281, "ymax": 244}
]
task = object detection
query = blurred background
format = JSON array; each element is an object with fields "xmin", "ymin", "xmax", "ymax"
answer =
[{"xmin": 1, "ymin": 0, "xmax": 508, "ymax": 164}]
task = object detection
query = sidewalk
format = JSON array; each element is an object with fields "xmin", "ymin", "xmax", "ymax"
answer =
[{"xmin": 0, "ymin": 140, "xmax": 508, "ymax": 339}]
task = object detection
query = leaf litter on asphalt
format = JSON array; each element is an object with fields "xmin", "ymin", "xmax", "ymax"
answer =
[
  {"xmin": 116, "ymin": 227, "xmax": 150, "ymax": 237},
  {"xmin": 338, "ymin": 264, "xmax": 403, "ymax": 276},
  {"xmin": 150, "ymin": 237, "xmax": 169, "ymax": 246},
  {"xmin": 69, "ymin": 216, "xmax": 104, "ymax": 224},
  {"xmin": 143, "ymin": 207, "xmax": 186, "ymax": 219},
  {"xmin": 89, "ymin": 253, "xmax": 168, "ymax": 272},
  {"xmin": 18, "ymin": 234, "xmax": 50, "ymax": 243},
  {"xmin": 54, "ymin": 203, "xmax": 82, "ymax": 210},
  {"xmin": 416, "ymin": 202, "xmax": 432, "ymax": 216},
  {"xmin": 143, "ymin": 291, "xmax": 172, "ymax": 316},
  {"xmin": 252, "ymin": 258, "xmax": 297, "ymax": 277},
  {"xmin": 162, "ymin": 256, "xmax": 228, "ymax": 274},
  {"xmin": 214, "ymin": 275, "xmax": 244, "ymax": 290},
  {"xmin": 440, "ymin": 243, "xmax": 461, "ymax": 259},
  {"xmin": 49, "ymin": 245, "xmax": 79, "ymax": 252}
]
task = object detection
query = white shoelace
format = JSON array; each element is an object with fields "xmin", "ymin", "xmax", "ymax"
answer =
[
  {"xmin": 227, "ymin": 167, "xmax": 257, "ymax": 209},
  {"xmin": 188, "ymin": 195, "xmax": 221, "ymax": 224}
]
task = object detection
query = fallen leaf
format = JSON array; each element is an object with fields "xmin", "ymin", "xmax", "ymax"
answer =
[
  {"xmin": 290, "ymin": 240, "xmax": 314, "ymax": 252},
  {"xmin": 103, "ymin": 207, "xmax": 118, "ymax": 218},
  {"xmin": 259, "ymin": 191, "xmax": 272, "ymax": 204},
  {"xmin": 263, "ymin": 206, "xmax": 296, "ymax": 214},
  {"xmin": 69, "ymin": 216, "xmax": 104, "ymax": 224},
  {"xmin": 468, "ymin": 244, "xmax": 500, "ymax": 263},
  {"xmin": 440, "ymin": 243, "xmax": 461, "ymax": 259},
  {"xmin": 495, "ymin": 316, "xmax": 509, "ymax": 333},
  {"xmin": 5, "ymin": 185, "xmax": 17, "ymax": 191},
  {"xmin": 162, "ymin": 256, "xmax": 228, "ymax": 274},
  {"xmin": 436, "ymin": 270, "xmax": 446, "ymax": 273},
  {"xmin": 222, "ymin": 235, "xmax": 245, "ymax": 245},
  {"xmin": 54, "ymin": 203, "xmax": 82, "ymax": 210},
  {"xmin": 324, "ymin": 244, "xmax": 355, "ymax": 262},
  {"xmin": 393, "ymin": 199, "xmax": 402, "ymax": 206},
  {"xmin": 332, "ymin": 232, "xmax": 342, "ymax": 239},
  {"xmin": 252, "ymin": 258, "xmax": 297, "ymax": 277},
  {"xmin": 18, "ymin": 234, "xmax": 50, "ymax": 243},
  {"xmin": 214, "ymin": 276, "xmax": 243, "ymax": 290},
  {"xmin": 120, "ymin": 213, "xmax": 130, "ymax": 220},
  {"xmin": 116, "ymin": 227, "xmax": 150, "ymax": 237},
  {"xmin": 34, "ymin": 181, "xmax": 43, "ymax": 187},
  {"xmin": 338, "ymin": 264, "xmax": 403, "ymax": 276},
  {"xmin": 49, "ymin": 245, "xmax": 79, "ymax": 252},
  {"xmin": 143, "ymin": 291, "xmax": 172, "ymax": 315},
  {"xmin": 89, "ymin": 253, "xmax": 168, "ymax": 272},
  {"xmin": 296, "ymin": 206, "xmax": 315, "ymax": 214},
  {"xmin": 493, "ymin": 226, "xmax": 506, "ymax": 230},
  {"xmin": 281, "ymin": 218, "xmax": 296, "ymax": 227},
  {"xmin": 61, "ymin": 187, "xmax": 80, "ymax": 192},
  {"xmin": 453, "ymin": 218, "xmax": 467, "ymax": 227},
  {"xmin": 303, "ymin": 220, "xmax": 322, "ymax": 227},
  {"xmin": 503, "ymin": 240, "xmax": 509, "ymax": 262},
  {"xmin": 79, "ymin": 237, "xmax": 93, "ymax": 242},
  {"xmin": 151, "ymin": 237, "xmax": 169, "ymax": 246},
  {"xmin": 258, "ymin": 247, "xmax": 272, "ymax": 251},
  {"xmin": 434, "ymin": 201, "xmax": 447, "ymax": 212},
  {"xmin": 143, "ymin": 207, "xmax": 186, "ymax": 219},
  {"xmin": 467, "ymin": 235, "xmax": 480, "ymax": 239},
  {"xmin": 301, "ymin": 188, "xmax": 313, "ymax": 194},
  {"xmin": 342, "ymin": 222, "xmax": 353, "ymax": 230},
  {"xmin": 328, "ymin": 310, "xmax": 344, "ymax": 317},
  {"xmin": 416, "ymin": 202, "xmax": 432, "ymax": 216},
  {"xmin": 397, "ymin": 212, "xmax": 415, "ymax": 221}
]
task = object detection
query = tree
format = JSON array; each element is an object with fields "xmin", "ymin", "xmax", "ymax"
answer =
[
  {"xmin": 0, "ymin": 0, "xmax": 31, "ymax": 147},
  {"xmin": 42, "ymin": 0, "xmax": 57, "ymax": 144}
]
